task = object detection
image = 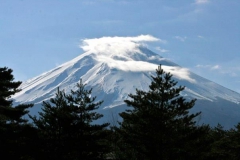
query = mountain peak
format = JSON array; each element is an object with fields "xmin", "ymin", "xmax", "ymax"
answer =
[{"xmin": 12, "ymin": 35, "xmax": 240, "ymax": 129}]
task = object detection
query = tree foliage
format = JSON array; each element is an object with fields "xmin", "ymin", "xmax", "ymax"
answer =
[
  {"xmin": 0, "ymin": 67, "xmax": 35, "ymax": 159},
  {"xmin": 117, "ymin": 65, "xmax": 208, "ymax": 160},
  {"xmin": 208, "ymin": 123, "xmax": 240, "ymax": 160},
  {"xmin": 2, "ymin": 65, "xmax": 240, "ymax": 159},
  {"xmin": 31, "ymin": 80, "xmax": 110, "ymax": 160},
  {"xmin": 0, "ymin": 67, "xmax": 33, "ymax": 123}
]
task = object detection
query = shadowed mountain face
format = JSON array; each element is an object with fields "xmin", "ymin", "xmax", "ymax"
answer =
[{"xmin": 12, "ymin": 37, "xmax": 240, "ymax": 129}]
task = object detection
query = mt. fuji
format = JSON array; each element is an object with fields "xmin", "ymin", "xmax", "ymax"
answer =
[{"xmin": 13, "ymin": 35, "xmax": 240, "ymax": 129}]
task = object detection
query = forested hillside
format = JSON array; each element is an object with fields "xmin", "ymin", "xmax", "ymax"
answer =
[{"xmin": 1, "ymin": 66, "xmax": 240, "ymax": 160}]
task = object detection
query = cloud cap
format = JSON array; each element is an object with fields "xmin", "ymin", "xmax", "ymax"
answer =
[{"xmin": 80, "ymin": 35, "xmax": 164, "ymax": 56}]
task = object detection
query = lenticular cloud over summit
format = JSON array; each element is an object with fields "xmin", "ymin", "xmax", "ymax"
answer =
[
  {"xmin": 79, "ymin": 35, "xmax": 194, "ymax": 82},
  {"xmin": 80, "ymin": 35, "xmax": 161, "ymax": 55}
]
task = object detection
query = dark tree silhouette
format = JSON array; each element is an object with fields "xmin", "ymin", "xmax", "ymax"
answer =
[
  {"xmin": 117, "ymin": 65, "xmax": 208, "ymax": 160},
  {"xmin": 0, "ymin": 67, "xmax": 35, "ymax": 159},
  {"xmin": 31, "ymin": 80, "xmax": 110, "ymax": 160}
]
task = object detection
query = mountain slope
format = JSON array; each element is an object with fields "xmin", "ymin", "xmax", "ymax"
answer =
[{"xmin": 13, "ymin": 35, "xmax": 240, "ymax": 129}]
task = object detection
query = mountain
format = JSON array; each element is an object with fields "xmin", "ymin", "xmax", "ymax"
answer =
[{"xmin": 12, "ymin": 35, "xmax": 240, "ymax": 129}]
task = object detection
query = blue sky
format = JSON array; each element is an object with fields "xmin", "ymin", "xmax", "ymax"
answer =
[{"xmin": 1, "ymin": 0, "xmax": 240, "ymax": 93}]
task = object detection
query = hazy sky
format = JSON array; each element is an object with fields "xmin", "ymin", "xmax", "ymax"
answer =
[{"xmin": 1, "ymin": 0, "xmax": 240, "ymax": 93}]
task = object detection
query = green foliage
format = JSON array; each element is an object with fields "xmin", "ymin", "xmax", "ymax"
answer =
[
  {"xmin": 0, "ymin": 67, "xmax": 21, "ymax": 107},
  {"xmin": 208, "ymin": 123, "xmax": 240, "ymax": 160},
  {"xmin": 0, "ymin": 67, "xmax": 35, "ymax": 159},
  {"xmin": 2, "ymin": 66, "xmax": 240, "ymax": 159},
  {"xmin": 117, "ymin": 65, "xmax": 208, "ymax": 160},
  {"xmin": 0, "ymin": 67, "xmax": 33, "ymax": 123},
  {"xmin": 31, "ymin": 80, "xmax": 110, "ymax": 160}
]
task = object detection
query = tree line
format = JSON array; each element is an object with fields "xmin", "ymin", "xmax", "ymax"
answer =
[{"xmin": 0, "ymin": 65, "xmax": 240, "ymax": 160}]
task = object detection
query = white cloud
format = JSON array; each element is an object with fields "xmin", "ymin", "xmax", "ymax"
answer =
[
  {"xmin": 195, "ymin": 0, "xmax": 210, "ymax": 4},
  {"xmin": 196, "ymin": 64, "xmax": 220, "ymax": 70},
  {"xmin": 155, "ymin": 47, "xmax": 169, "ymax": 53},
  {"xmin": 79, "ymin": 35, "xmax": 195, "ymax": 83},
  {"xmin": 175, "ymin": 36, "xmax": 187, "ymax": 42},
  {"xmin": 197, "ymin": 65, "xmax": 240, "ymax": 78},
  {"xmin": 80, "ymin": 35, "xmax": 165, "ymax": 56},
  {"xmin": 198, "ymin": 35, "xmax": 204, "ymax": 38},
  {"xmin": 162, "ymin": 66, "xmax": 196, "ymax": 83},
  {"xmin": 219, "ymin": 67, "xmax": 240, "ymax": 77},
  {"xmin": 211, "ymin": 65, "xmax": 220, "ymax": 70},
  {"xmin": 196, "ymin": 64, "xmax": 209, "ymax": 68},
  {"xmin": 97, "ymin": 56, "xmax": 195, "ymax": 82}
]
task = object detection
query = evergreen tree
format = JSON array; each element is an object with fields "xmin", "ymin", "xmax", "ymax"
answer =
[
  {"xmin": 230, "ymin": 123, "xmax": 240, "ymax": 160},
  {"xmin": 117, "ymin": 65, "xmax": 207, "ymax": 160},
  {"xmin": 208, "ymin": 123, "xmax": 240, "ymax": 160},
  {"xmin": 0, "ymin": 67, "xmax": 32, "ymax": 122},
  {"xmin": 31, "ymin": 80, "xmax": 110, "ymax": 160},
  {"xmin": 0, "ymin": 67, "xmax": 35, "ymax": 159}
]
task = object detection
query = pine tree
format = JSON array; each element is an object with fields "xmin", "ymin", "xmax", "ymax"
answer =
[
  {"xmin": 30, "ymin": 88, "xmax": 70, "ymax": 159},
  {"xmin": 117, "ymin": 65, "xmax": 207, "ymax": 160},
  {"xmin": 230, "ymin": 123, "xmax": 240, "ymax": 159},
  {"xmin": 0, "ymin": 67, "xmax": 32, "ymax": 122},
  {"xmin": 65, "ymin": 80, "xmax": 110, "ymax": 159},
  {"xmin": 0, "ymin": 67, "xmax": 35, "ymax": 159},
  {"xmin": 31, "ymin": 80, "xmax": 110, "ymax": 160},
  {"xmin": 208, "ymin": 123, "xmax": 240, "ymax": 160}
]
